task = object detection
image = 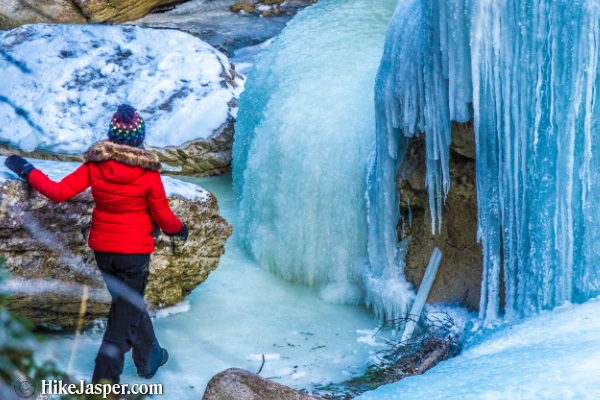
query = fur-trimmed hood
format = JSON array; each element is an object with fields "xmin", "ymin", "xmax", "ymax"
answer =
[{"xmin": 83, "ymin": 140, "xmax": 161, "ymax": 172}]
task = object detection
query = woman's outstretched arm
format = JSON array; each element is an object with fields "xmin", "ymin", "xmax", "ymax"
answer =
[
  {"xmin": 28, "ymin": 164, "xmax": 91, "ymax": 202},
  {"xmin": 5, "ymin": 155, "xmax": 91, "ymax": 202}
]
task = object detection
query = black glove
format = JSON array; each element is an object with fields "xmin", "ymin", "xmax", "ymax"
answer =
[
  {"xmin": 5, "ymin": 155, "xmax": 35, "ymax": 181},
  {"xmin": 176, "ymin": 222, "xmax": 189, "ymax": 242}
]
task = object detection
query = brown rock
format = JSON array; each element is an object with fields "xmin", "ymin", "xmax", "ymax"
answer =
[
  {"xmin": 0, "ymin": 178, "xmax": 232, "ymax": 328},
  {"xmin": 203, "ymin": 368, "xmax": 318, "ymax": 400},
  {"xmin": 450, "ymin": 120, "xmax": 476, "ymax": 159},
  {"xmin": 229, "ymin": 1, "xmax": 257, "ymax": 14},
  {"xmin": 0, "ymin": 0, "xmax": 190, "ymax": 29},
  {"xmin": 149, "ymin": 117, "xmax": 236, "ymax": 176},
  {"xmin": 398, "ymin": 121, "xmax": 482, "ymax": 310},
  {"xmin": 0, "ymin": 0, "xmax": 87, "ymax": 29},
  {"xmin": 72, "ymin": 0, "xmax": 189, "ymax": 24}
]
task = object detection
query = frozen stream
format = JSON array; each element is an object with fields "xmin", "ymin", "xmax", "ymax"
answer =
[
  {"xmin": 40, "ymin": 174, "xmax": 385, "ymax": 398},
  {"xmin": 133, "ymin": 0, "xmax": 295, "ymax": 54}
]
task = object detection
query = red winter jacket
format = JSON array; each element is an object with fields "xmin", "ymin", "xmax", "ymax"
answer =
[{"xmin": 28, "ymin": 141, "xmax": 183, "ymax": 254}]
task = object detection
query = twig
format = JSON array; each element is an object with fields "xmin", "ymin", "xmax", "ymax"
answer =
[{"xmin": 256, "ymin": 354, "xmax": 266, "ymax": 375}]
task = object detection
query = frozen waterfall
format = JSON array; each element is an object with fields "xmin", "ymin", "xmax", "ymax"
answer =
[
  {"xmin": 370, "ymin": 0, "xmax": 600, "ymax": 323},
  {"xmin": 232, "ymin": 0, "xmax": 405, "ymax": 308}
]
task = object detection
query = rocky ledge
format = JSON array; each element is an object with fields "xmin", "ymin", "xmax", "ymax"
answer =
[
  {"xmin": 398, "ymin": 121, "xmax": 482, "ymax": 310},
  {"xmin": 0, "ymin": 176, "xmax": 232, "ymax": 329},
  {"xmin": 0, "ymin": 0, "xmax": 191, "ymax": 29}
]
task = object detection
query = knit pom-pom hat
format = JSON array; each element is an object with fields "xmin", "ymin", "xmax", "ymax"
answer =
[{"xmin": 108, "ymin": 104, "xmax": 146, "ymax": 147}]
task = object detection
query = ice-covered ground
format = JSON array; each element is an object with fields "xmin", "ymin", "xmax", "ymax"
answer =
[
  {"xmin": 358, "ymin": 298, "xmax": 600, "ymax": 399},
  {"xmin": 0, "ymin": 24, "xmax": 242, "ymax": 154},
  {"xmin": 32, "ymin": 173, "xmax": 398, "ymax": 398},
  {"xmin": 133, "ymin": 0, "xmax": 292, "ymax": 55}
]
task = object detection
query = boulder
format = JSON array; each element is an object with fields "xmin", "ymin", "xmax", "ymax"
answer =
[
  {"xmin": 0, "ymin": 176, "xmax": 232, "ymax": 328},
  {"xmin": 398, "ymin": 121, "xmax": 482, "ymax": 310},
  {"xmin": 230, "ymin": 1, "xmax": 257, "ymax": 14},
  {"xmin": 203, "ymin": 368, "xmax": 318, "ymax": 400},
  {"xmin": 0, "ymin": 0, "xmax": 87, "ymax": 29},
  {"xmin": 0, "ymin": 24, "xmax": 244, "ymax": 176},
  {"xmin": 229, "ymin": 0, "xmax": 316, "ymax": 17},
  {"xmin": 0, "ymin": 0, "xmax": 191, "ymax": 29}
]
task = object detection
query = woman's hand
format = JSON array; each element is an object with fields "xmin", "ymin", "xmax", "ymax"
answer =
[
  {"xmin": 176, "ymin": 222, "xmax": 189, "ymax": 242},
  {"xmin": 5, "ymin": 155, "xmax": 35, "ymax": 181},
  {"xmin": 165, "ymin": 221, "xmax": 189, "ymax": 242}
]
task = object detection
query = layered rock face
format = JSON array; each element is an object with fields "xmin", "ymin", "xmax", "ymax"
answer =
[
  {"xmin": 0, "ymin": 0, "xmax": 189, "ymax": 29},
  {"xmin": 0, "ymin": 179, "xmax": 232, "ymax": 328},
  {"xmin": 398, "ymin": 121, "xmax": 482, "ymax": 310},
  {"xmin": 203, "ymin": 368, "xmax": 318, "ymax": 400}
]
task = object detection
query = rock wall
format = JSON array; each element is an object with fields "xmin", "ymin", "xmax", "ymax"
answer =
[
  {"xmin": 0, "ymin": 0, "xmax": 189, "ymax": 29},
  {"xmin": 0, "ymin": 179, "xmax": 232, "ymax": 328},
  {"xmin": 398, "ymin": 121, "xmax": 482, "ymax": 310}
]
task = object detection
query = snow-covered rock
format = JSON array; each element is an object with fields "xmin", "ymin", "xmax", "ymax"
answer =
[
  {"xmin": 0, "ymin": 0, "xmax": 190, "ymax": 29},
  {"xmin": 0, "ymin": 24, "xmax": 244, "ymax": 175},
  {"xmin": 0, "ymin": 158, "xmax": 233, "ymax": 328}
]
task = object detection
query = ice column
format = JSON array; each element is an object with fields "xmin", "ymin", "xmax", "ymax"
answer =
[
  {"xmin": 472, "ymin": 0, "xmax": 600, "ymax": 321},
  {"xmin": 232, "ymin": 0, "xmax": 399, "ymax": 305}
]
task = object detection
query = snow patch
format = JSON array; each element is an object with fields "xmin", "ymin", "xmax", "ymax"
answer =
[
  {"xmin": 358, "ymin": 298, "xmax": 600, "ymax": 399},
  {"xmin": 150, "ymin": 301, "xmax": 191, "ymax": 318},
  {"xmin": 0, "ymin": 24, "xmax": 243, "ymax": 154}
]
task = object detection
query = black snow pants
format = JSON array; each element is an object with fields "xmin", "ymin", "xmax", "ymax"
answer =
[{"xmin": 92, "ymin": 252, "xmax": 163, "ymax": 384}]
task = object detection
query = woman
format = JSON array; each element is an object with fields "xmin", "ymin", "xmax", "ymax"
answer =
[{"xmin": 5, "ymin": 105, "xmax": 188, "ymax": 384}]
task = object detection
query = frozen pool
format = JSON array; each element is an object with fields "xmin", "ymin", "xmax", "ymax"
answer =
[{"xmin": 39, "ymin": 174, "xmax": 388, "ymax": 398}]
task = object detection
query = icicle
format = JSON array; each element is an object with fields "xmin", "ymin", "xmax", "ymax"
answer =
[
  {"xmin": 366, "ymin": 0, "xmax": 471, "ymax": 322},
  {"xmin": 401, "ymin": 248, "xmax": 442, "ymax": 342},
  {"xmin": 371, "ymin": 0, "xmax": 599, "ymax": 324},
  {"xmin": 470, "ymin": 0, "xmax": 600, "ymax": 321}
]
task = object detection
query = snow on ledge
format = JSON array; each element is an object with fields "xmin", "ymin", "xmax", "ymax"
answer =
[
  {"xmin": 0, "ymin": 24, "xmax": 243, "ymax": 154},
  {"xmin": 0, "ymin": 156, "xmax": 211, "ymax": 202}
]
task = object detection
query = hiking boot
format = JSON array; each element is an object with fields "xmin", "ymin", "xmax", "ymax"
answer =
[{"xmin": 137, "ymin": 348, "xmax": 169, "ymax": 379}]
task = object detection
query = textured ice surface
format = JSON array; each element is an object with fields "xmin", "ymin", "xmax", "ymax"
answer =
[
  {"xmin": 0, "ymin": 157, "xmax": 211, "ymax": 201},
  {"xmin": 39, "ymin": 175, "xmax": 390, "ymax": 398},
  {"xmin": 133, "ymin": 0, "xmax": 291, "ymax": 55},
  {"xmin": 358, "ymin": 298, "xmax": 600, "ymax": 400},
  {"xmin": 232, "ymin": 0, "xmax": 402, "ymax": 308},
  {"xmin": 372, "ymin": 0, "xmax": 600, "ymax": 323},
  {"xmin": 471, "ymin": 0, "xmax": 600, "ymax": 323},
  {"xmin": 0, "ymin": 24, "xmax": 242, "ymax": 153}
]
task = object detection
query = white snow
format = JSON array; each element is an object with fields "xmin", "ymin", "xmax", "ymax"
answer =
[
  {"xmin": 358, "ymin": 298, "xmax": 600, "ymax": 400},
  {"xmin": 0, "ymin": 156, "xmax": 210, "ymax": 201},
  {"xmin": 150, "ymin": 301, "xmax": 191, "ymax": 319},
  {"xmin": 0, "ymin": 24, "xmax": 243, "ymax": 153}
]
